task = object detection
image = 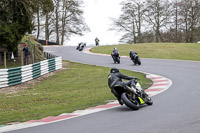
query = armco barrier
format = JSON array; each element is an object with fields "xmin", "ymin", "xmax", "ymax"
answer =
[{"xmin": 0, "ymin": 56, "xmax": 62, "ymax": 88}]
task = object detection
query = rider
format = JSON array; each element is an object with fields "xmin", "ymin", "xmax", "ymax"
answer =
[
  {"xmin": 95, "ymin": 37, "xmax": 99, "ymax": 46},
  {"xmin": 129, "ymin": 49, "xmax": 136, "ymax": 60},
  {"xmin": 108, "ymin": 68, "xmax": 137, "ymax": 105},
  {"xmin": 78, "ymin": 42, "xmax": 86, "ymax": 48},
  {"xmin": 111, "ymin": 48, "xmax": 119, "ymax": 60}
]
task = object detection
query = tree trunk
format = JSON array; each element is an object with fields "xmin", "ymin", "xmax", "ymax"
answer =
[
  {"xmin": 45, "ymin": 12, "xmax": 49, "ymax": 41},
  {"xmin": 61, "ymin": 5, "xmax": 67, "ymax": 45},
  {"xmin": 55, "ymin": 9, "xmax": 60, "ymax": 45},
  {"xmin": 175, "ymin": 1, "xmax": 178, "ymax": 42},
  {"xmin": 156, "ymin": 29, "xmax": 159, "ymax": 42},
  {"xmin": 36, "ymin": 8, "xmax": 40, "ymax": 39},
  {"xmin": 137, "ymin": 4, "xmax": 142, "ymax": 43},
  {"xmin": 158, "ymin": 30, "xmax": 163, "ymax": 42},
  {"xmin": 55, "ymin": 0, "xmax": 60, "ymax": 45},
  {"xmin": 61, "ymin": 23, "xmax": 65, "ymax": 45},
  {"xmin": 185, "ymin": 17, "xmax": 189, "ymax": 43}
]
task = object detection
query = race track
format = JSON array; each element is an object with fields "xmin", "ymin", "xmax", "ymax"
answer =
[{"xmin": 5, "ymin": 46, "xmax": 200, "ymax": 133}]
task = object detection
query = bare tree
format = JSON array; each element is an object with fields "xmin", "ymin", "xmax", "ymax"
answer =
[
  {"xmin": 173, "ymin": 0, "xmax": 180, "ymax": 42},
  {"xmin": 42, "ymin": 1, "xmax": 55, "ymax": 41},
  {"xmin": 179, "ymin": 0, "xmax": 200, "ymax": 42},
  {"xmin": 32, "ymin": 0, "xmax": 89, "ymax": 45},
  {"xmin": 60, "ymin": 0, "xmax": 90, "ymax": 45},
  {"xmin": 145, "ymin": 0, "xmax": 172, "ymax": 42},
  {"xmin": 35, "ymin": 6, "xmax": 41, "ymax": 39},
  {"xmin": 54, "ymin": 0, "xmax": 61, "ymax": 44},
  {"xmin": 156, "ymin": 0, "xmax": 200, "ymax": 43},
  {"xmin": 110, "ymin": 0, "xmax": 145, "ymax": 44},
  {"xmin": 33, "ymin": 0, "xmax": 54, "ymax": 39},
  {"xmin": 163, "ymin": 0, "xmax": 183, "ymax": 42}
]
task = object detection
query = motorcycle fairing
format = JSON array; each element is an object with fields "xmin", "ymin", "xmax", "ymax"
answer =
[
  {"xmin": 138, "ymin": 97, "xmax": 145, "ymax": 104},
  {"xmin": 136, "ymin": 82, "xmax": 141, "ymax": 87}
]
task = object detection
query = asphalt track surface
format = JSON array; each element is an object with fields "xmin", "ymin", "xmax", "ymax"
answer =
[{"xmin": 6, "ymin": 46, "xmax": 200, "ymax": 133}]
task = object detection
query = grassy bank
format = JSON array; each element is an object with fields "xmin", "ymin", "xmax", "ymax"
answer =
[
  {"xmin": 91, "ymin": 43, "xmax": 200, "ymax": 61},
  {"xmin": 0, "ymin": 61, "xmax": 152, "ymax": 125},
  {"xmin": 0, "ymin": 62, "xmax": 21, "ymax": 69}
]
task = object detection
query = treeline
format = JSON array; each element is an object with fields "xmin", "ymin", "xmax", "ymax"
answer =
[
  {"xmin": 111, "ymin": 0, "xmax": 200, "ymax": 44},
  {"xmin": 33, "ymin": 0, "xmax": 89, "ymax": 45},
  {"xmin": 0, "ymin": 0, "xmax": 89, "ymax": 51}
]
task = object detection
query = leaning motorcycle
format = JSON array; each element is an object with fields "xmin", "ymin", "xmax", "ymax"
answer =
[
  {"xmin": 76, "ymin": 43, "xmax": 85, "ymax": 51},
  {"xmin": 112, "ymin": 79, "xmax": 153, "ymax": 110},
  {"xmin": 131, "ymin": 53, "xmax": 141, "ymax": 65},
  {"xmin": 111, "ymin": 53, "xmax": 120, "ymax": 64}
]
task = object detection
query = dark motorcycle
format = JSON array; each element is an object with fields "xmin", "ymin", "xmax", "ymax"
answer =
[
  {"xmin": 111, "ymin": 53, "xmax": 120, "ymax": 64},
  {"xmin": 131, "ymin": 53, "xmax": 141, "ymax": 65},
  {"xmin": 112, "ymin": 79, "xmax": 153, "ymax": 110},
  {"xmin": 76, "ymin": 43, "xmax": 86, "ymax": 51}
]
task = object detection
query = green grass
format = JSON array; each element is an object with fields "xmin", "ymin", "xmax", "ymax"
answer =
[
  {"xmin": 0, "ymin": 62, "xmax": 21, "ymax": 69},
  {"xmin": 0, "ymin": 61, "xmax": 152, "ymax": 125},
  {"xmin": 91, "ymin": 43, "xmax": 200, "ymax": 61}
]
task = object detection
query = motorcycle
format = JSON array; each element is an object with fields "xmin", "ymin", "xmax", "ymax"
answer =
[
  {"xmin": 131, "ymin": 53, "xmax": 141, "ymax": 65},
  {"xmin": 112, "ymin": 79, "xmax": 153, "ymax": 110},
  {"xmin": 95, "ymin": 38, "xmax": 99, "ymax": 46},
  {"xmin": 95, "ymin": 41, "xmax": 99, "ymax": 46},
  {"xmin": 111, "ymin": 52, "xmax": 120, "ymax": 64},
  {"xmin": 76, "ymin": 43, "xmax": 86, "ymax": 51}
]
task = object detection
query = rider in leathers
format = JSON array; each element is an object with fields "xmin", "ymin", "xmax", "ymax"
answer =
[
  {"xmin": 108, "ymin": 68, "xmax": 137, "ymax": 105},
  {"xmin": 129, "ymin": 49, "xmax": 136, "ymax": 60}
]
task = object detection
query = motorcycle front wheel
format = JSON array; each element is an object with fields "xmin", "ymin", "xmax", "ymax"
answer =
[
  {"xmin": 121, "ymin": 93, "xmax": 139, "ymax": 110},
  {"xmin": 145, "ymin": 95, "xmax": 153, "ymax": 105}
]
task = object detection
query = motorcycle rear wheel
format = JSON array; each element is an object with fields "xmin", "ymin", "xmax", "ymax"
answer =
[
  {"xmin": 137, "ymin": 60, "xmax": 141, "ymax": 65},
  {"xmin": 117, "ymin": 59, "xmax": 120, "ymax": 64},
  {"xmin": 121, "ymin": 93, "xmax": 139, "ymax": 110}
]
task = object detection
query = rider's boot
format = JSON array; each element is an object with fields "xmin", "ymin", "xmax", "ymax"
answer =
[{"xmin": 118, "ymin": 98, "xmax": 124, "ymax": 105}]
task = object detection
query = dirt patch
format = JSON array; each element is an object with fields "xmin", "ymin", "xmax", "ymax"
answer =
[{"xmin": 0, "ymin": 62, "xmax": 68, "ymax": 94}]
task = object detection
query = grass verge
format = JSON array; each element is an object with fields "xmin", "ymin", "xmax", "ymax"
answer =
[
  {"xmin": 0, "ymin": 62, "xmax": 21, "ymax": 69},
  {"xmin": 0, "ymin": 61, "xmax": 152, "ymax": 125},
  {"xmin": 91, "ymin": 43, "xmax": 200, "ymax": 61}
]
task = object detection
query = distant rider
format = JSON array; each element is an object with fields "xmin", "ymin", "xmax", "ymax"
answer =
[
  {"xmin": 95, "ymin": 37, "xmax": 99, "ymax": 46},
  {"xmin": 108, "ymin": 68, "xmax": 137, "ymax": 105},
  {"xmin": 111, "ymin": 48, "xmax": 119, "ymax": 61}
]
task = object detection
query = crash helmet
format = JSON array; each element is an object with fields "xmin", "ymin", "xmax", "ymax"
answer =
[
  {"xmin": 110, "ymin": 68, "xmax": 119, "ymax": 73},
  {"xmin": 114, "ymin": 47, "xmax": 117, "ymax": 50},
  {"xmin": 25, "ymin": 44, "xmax": 27, "ymax": 46}
]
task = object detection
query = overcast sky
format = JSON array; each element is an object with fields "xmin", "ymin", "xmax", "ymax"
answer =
[{"xmin": 65, "ymin": 0, "xmax": 123, "ymax": 46}]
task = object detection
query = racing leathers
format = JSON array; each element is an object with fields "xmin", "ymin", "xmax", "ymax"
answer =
[
  {"xmin": 130, "ymin": 50, "xmax": 136, "ymax": 60},
  {"xmin": 108, "ymin": 71, "xmax": 136, "ymax": 105},
  {"xmin": 111, "ymin": 49, "xmax": 119, "ymax": 61}
]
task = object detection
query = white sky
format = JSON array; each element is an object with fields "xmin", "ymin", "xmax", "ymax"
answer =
[{"xmin": 65, "ymin": 0, "xmax": 123, "ymax": 46}]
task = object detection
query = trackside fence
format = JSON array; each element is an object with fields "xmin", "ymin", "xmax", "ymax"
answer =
[{"xmin": 0, "ymin": 52, "xmax": 62, "ymax": 88}]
